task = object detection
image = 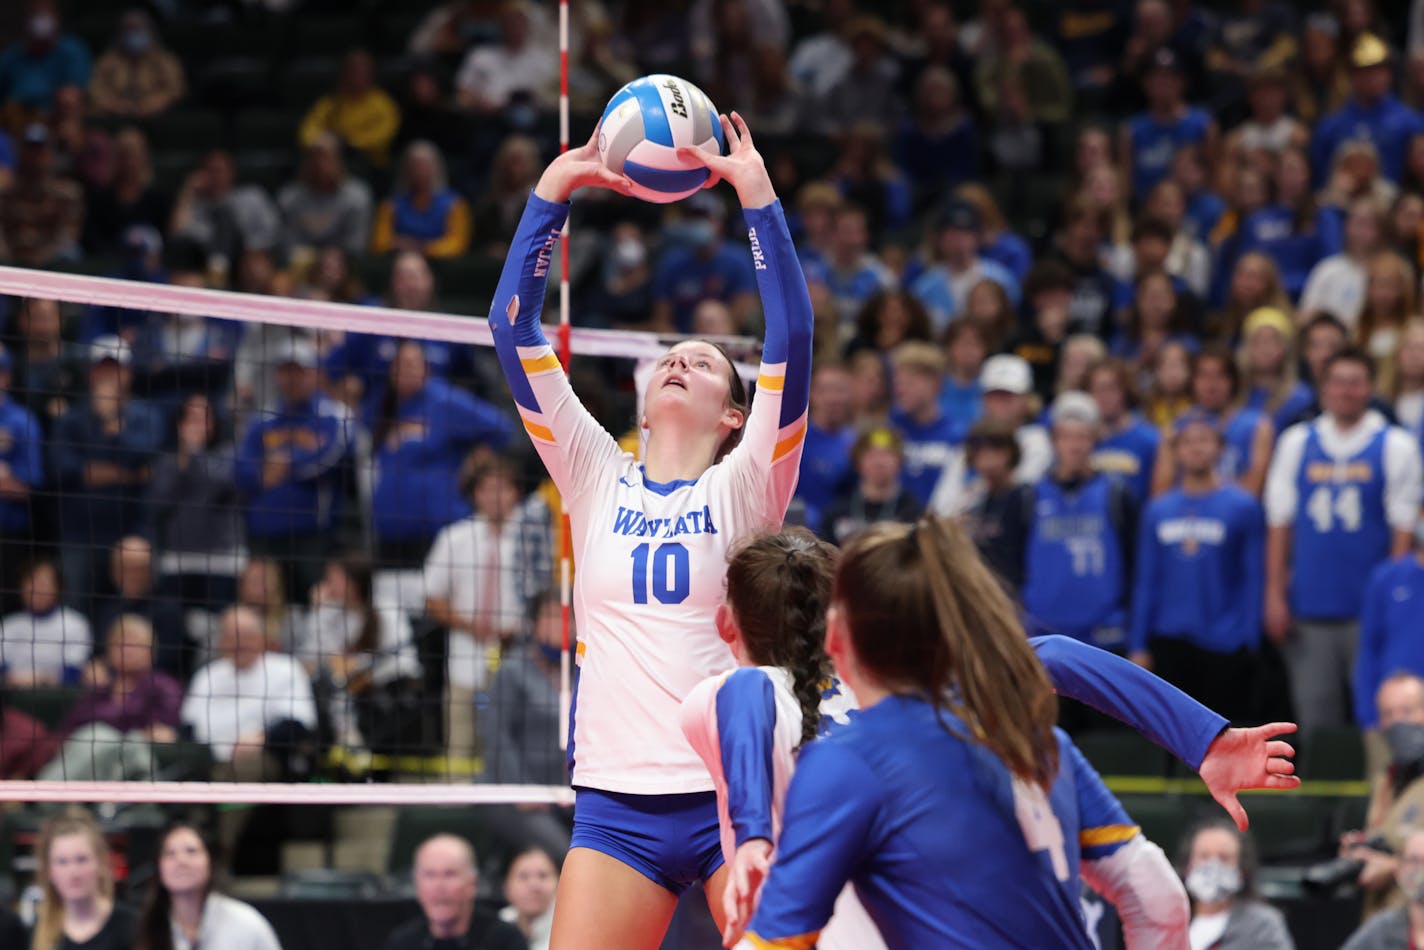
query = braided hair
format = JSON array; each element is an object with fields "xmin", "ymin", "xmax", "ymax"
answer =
[{"xmin": 724, "ymin": 528, "xmax": 837, "ymax": 748}]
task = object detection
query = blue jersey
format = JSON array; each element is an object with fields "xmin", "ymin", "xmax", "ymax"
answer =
[
  {"xmin": 1093, "ymin": 416, "xmax": 1160, "ymax": 501},
  {"xmin": 1130, "ymin": 486, "xmax": 1265, "ymax": 654},
  {"xmin": 1126, "ymin": 108, "xmax": 1213, "ymax": 198},
  {"xmin": 390, "ymin": 188, "xmax": 465, "ymax": 244},
  {"xmin": 1311, "ymin": 94, "xmax": 1422, "ymax": 185},
  {"xmin": 1245, "ymin": 382, "xmax": 1314, "ymax": 438},
  {"xmin": 1355, "ymin": 556, "xmax": 1424, "ymax": 727},
  {"xmin": 744, "ymin": 696, "xmax": 1133, "ymax": 950},
  {"xmin": 1023, "ymin": 476, "xmax": 1128, "ymax": 646},
  {"xmin": 938, "ymin": 377, "xmax": 982, "ymax": 434},
  {"xmin": 1217, "ymin": 407, "xmax": 1268, "ymax": 484},
  {"xmin": 1291, "ymin": 425, "xmax": 1392, "ymax": 619},
  {"xmin": 235, "ymin": 395, "xmax": 353, "ymax": 538},
  {"xmin": 797, "ymin": 421, "xmax": 856, "ymax": 533},
  {"xmin": 0, "ymin": 397, "xmax": 42, "ymax": 533},
  {"xmin": 652, "ymin": 240, "xmax": 758, "ymax": 333},
  {"xmin": 1238, "ymin": 205, "xmax": 1342, "ymax": 299},
  {"xmin": 890, "ymin": 408, "xmax": 964, "ymax": 507}
]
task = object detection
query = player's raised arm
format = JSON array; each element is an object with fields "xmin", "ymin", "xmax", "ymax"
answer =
[
  {"xmin": 678, "ymin": 113, "xmax": 814, "ymax": 522},
  {"xmin": 487, "ymin": 127, "xmax": 634, "ymax": 500}
]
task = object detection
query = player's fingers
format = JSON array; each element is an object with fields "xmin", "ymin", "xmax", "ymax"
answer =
[
  {"xmin": 1258, "ymin": 721, "xmax": 1298, "ymax": 737},
  {"xmin": 676, "ymin": 145, "xmax": 728, "ymax": 173},
  {"xmin": 1213, "ymin": 790, "xmax": 1250, "ymax": 832},
  {"xmin": 1263, "ymin": 773, "xmax": 1302, "ymax": 789},
  {"xmin": 719, "ymin": 113, "xmax": 740, "ymax": 153},
  {"xmin": 1265, "ymin": 738, "xmax": 1296, "ymax": 759},
  {"xmin": 730, "ymin": 111, "xmax": 754, "ymax": 149},
  {"xmin": 583, "ymin": 121, "xmax": 601, "ymax": 153},
  {"xmin": 1266, "ymin": 753, "xmax": 1296, "ymax": 774}
]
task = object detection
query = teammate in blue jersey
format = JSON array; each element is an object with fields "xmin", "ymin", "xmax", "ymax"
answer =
[
  {"xmin": 1265, "ymin": 348, "xmax": 1424, "ymax": 735},
  {"xmin": 488, "ymin": 114, "xmax": 815, "ymax": 949},
  {"xmin": 1131, "ymin": 412, "xmax": 1266, "ymax": 722},
  {"xmin": 1119, "ymin": 49, "xmax": 1217, "ymax": 200},
  {"xmin": 1354, "ymin": 521, "xmax": 1424, "ymax": 729},
  {"xmin": 1153, "ymin": 345, "xmax": 1274, "ymax": 497},
  {"xmin": 731, "ymin": 518, "xmax": 1298, "ymax": 950},
  {"xmin": 1019, "ymin": 392, "xmax": 1137, "ymax": 651},
  {"xmin": 1088, "ymin": 359, "xmax": 1161, "ymax": 501}
]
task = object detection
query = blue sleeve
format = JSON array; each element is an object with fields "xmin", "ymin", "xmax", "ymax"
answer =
[
  {"xmin": 14, "ymin": 409, "xmax": 43, "ymax": 488},
  {"xmin": 1128, "ymin": 504, "xmax": 1159, "ymax": 654},
  {"xmin": 1064, "ymin": 737, "xmax": 1140, "ymax": 861},
  {"xmin": 745, "ymin": 741, "xmax": 879, "ymax": 946},
  {"xmin": 743, "ymin": 200, "xmax": 814, "ymax": 424},
  {"xmin": 1031, "ymin": 634, "xmax": 1227, "ymax": 770},
  {"xmin": 233, "ymin": 420, "xmax": 265, "ymax": 494},
  {"xmin": 488, "ymin": 192, "xmax": 565, "ymax": 373},
  {"xmin": 716, "ymin": 667, "xmax": 778, "ymax": 846},
  {"xmin": 1354, "ymin": 563, "xmax": 1391, "ymax": 729},
  {"xmin": 1316, "ymin": 207, "xmax": 1343, "ymax": 258},
  {"xmin": 443, "ymin": 387, "xmax": 514, "ymax": 451},
  {"xmin": 1238, "ymin": 498, "xmax": 1266, "ymax": 651}
]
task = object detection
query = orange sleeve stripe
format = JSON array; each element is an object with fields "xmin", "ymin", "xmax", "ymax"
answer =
[
  {"xmin": 772, "ymin": 422, "xmax": 807, "ymax": 462},
  {"xmin": 522, "ymin": 419, "xmax": 556, "ymax": 443},
  {"xmin": 743, "ymin": 932, "xmax": 821, "ymax": 950},
  {"xmin": 756, "ymin": 372, "xmax": 786, "ymax": 393},
  {"xmin": 1079, "ymin": 824, "xmax": 1140, "ymax": 848},
  {"xmin": 522, "ymin": 353, "xmax": 563, "ymax": 375}
]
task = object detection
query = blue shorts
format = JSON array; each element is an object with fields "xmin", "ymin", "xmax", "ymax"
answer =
[{"xmin": 570, "ymin": 787, "xmax": 724, "ymax": 895}]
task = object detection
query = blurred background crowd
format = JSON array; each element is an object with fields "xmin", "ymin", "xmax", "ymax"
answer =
[{"xmin": 2, "ymin": 0, "xmax": 1424, "ymax": 946}]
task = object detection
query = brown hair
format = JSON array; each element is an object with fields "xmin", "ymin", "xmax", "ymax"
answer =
[
  {"xmin": 725, "ymin": 529, "xmax": 838, "ymax": 747},
  {"xmin": 1087, "ymin": 357, "xmax": 1141, "ymax": 410},
  {"xmin": 33, "ymin": 809, "xmax": 114, "ymax": 950},
  {"xmin": 135, "ymin": 821, "xmax": 219, "ymax": 950},
  {"xmin": 833, "ymin": 518, "xmax": 1060, "ymax": 789},
  {"xmin": 1191, "ymin": 343, "xmax": 1244, "ymax": 405}
]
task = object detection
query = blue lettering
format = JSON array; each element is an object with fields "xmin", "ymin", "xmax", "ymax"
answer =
[
  {"xmin": 701, "ymin": 505, "xmax": 718, "ymax": 535},
  {"xmin": 613, "ymin": 507, "xmax": 643, "ymax": 536},
  {"xmin": 686, "ymin": 510, "xmax": 703, "ymax": 533},
  {"xmin": 645, "ymin": 518, "xmax": 666, "ymax": 538},
  {"xmin": 671, "ymin": 516, "xmax": 689, "ymax": 537}
]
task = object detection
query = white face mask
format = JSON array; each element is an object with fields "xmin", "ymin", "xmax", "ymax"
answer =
[{"xmin": 1185, "ymin": 860, "xmax": 1242, "ymax": 904}]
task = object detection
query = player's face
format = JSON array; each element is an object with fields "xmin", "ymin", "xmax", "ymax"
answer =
[
  {"xmin": 159, "ymin": 827, "xmax": 211, "ymax": 898},
  {"xmin": 645, "ymin": 343, "xmax": 742, "ymax": 438},
  {"xmin": 415, "ymin": 841, "xmax": 477, "ymax": 928},
  {"xmin": 47, "ymin": 834, "xmax": 101, "ymax": 903}
]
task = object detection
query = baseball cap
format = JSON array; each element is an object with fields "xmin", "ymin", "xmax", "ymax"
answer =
[
  {"xmin": 1050, "ymin": 390, "xmax": 1100, "ymax": 428},
  {"xmin": 1351, "ymin": 33, "xmax": 1391, "ymax": 69},
  {"xmin": 90, "ymin": 334, "xmax": 132, "ymax": 367},
  {"xmin": 276, "ymin": 336, "xmax": 319, "ymax": 369},
  {"xmin": 1242, "ymin": 306, "xmax": 1294, "ymax": 341},
  {"xmin": 980, "ymin": 354, "xmax": 1032, "ymax": 395},
  {"xmin": 937, "ymin": 197, "xmax": 981, "ymax": 233}
]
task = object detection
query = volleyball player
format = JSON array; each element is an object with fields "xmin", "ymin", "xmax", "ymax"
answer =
[
  {"xmin": 487, "ymin": 113, "xmax": 813, "ymax": 949},
  {"xmin": 729, "ymin": 519, "xmax": 1260, "ymax": 948},
  {"xmin": 686, "ymin": 528, "xmax": 1297, "ymax": 948}
]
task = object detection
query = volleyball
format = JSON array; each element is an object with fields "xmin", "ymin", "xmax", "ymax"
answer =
[{"xmin": 597, "ymin": 74, "xmax": 726, "ymax": 204}]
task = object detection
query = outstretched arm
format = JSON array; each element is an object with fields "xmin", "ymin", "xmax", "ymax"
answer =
[
  {"xmin": 486, "ymin": 128, "xmax": 634, "ymax": 501},
  {"xmin": 1031, "ymin": 635, "xmax": 1299, "ymax": 830},
  {"xmin": 678, "ymin": 113, "xmax": 814, "ymax": 524}
]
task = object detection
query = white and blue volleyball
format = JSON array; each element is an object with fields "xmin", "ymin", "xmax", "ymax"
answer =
[{"xmin": 598, "ymin": 74, "xmax": 725, "ymax": 204}]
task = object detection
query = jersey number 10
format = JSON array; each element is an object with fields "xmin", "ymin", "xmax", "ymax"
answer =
[{"xmin": 630, "ymin": 542, "xmax": 691, "ymax": 605}]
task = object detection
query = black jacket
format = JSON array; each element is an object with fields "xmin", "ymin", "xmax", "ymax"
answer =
[{"xmin": 381, "ymin": 911, "xmax": 527, "ymax": 950}]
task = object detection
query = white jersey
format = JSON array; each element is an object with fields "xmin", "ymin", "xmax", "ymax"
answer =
[
  {"xmin": 680, "ymin": 667, "xmax": 883, "ymax": 950},
  {"xmin": 489, "ymin": 194, "xmax": 813, "ymax": 794}
]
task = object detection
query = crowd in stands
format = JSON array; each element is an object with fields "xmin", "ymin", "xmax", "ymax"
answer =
[{"xmin": 4, "ymin": 0, "xmax": 1424, "ymax": 942}]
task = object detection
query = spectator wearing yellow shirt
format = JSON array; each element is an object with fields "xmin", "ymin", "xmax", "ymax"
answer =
[
  {"xmin": 298, "ymin": 49, "xmax": 400, "ymax": 169},
  {"xmin": 370, "ymin": 141, "xmax": 472, "ymax": 259}
]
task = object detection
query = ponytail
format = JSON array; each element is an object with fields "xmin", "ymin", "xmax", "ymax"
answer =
[
  {"xmin": 724, "ymin": 529, "xmax": 836, "ymax": 749},
  {"xmin": 835, "ymin": 517, "xmax": 1060, "ymax": 789}
]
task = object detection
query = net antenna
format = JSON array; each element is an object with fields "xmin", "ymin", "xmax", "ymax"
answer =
[{"xmin": 558, "ymin": 0, "xmax": 574, "ymax": 753}]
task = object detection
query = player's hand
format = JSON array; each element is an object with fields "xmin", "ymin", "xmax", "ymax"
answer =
[
  {"xmin": 533, "ymin": 123, "xmax": 635, "ymax": 203},
  {"xmin": 678, "ymin": 111, "xmax": 774, "ymax": 210},
  {"xmin": 1198, "ymin": 722, "xmax": 1299, "ymax": 831},
  {"xmin": 721, "ymin": 837, "xmax": 773, "ymax": 948}
]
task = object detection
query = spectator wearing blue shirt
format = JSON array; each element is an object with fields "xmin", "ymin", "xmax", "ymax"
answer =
[
  {"xmin": 889, "ymin": 342, "xmax": 963, "ymax": 508},
  {"xmin": 818, "ymin": 203, "xmax": 895, "ymax": 325},
  {"xmin": 650, "ymin": 191, "xmax": 758, "ymax": 334},
  {"xmin": 1239, "ymin": 147, "xmax": 1343, "ymax": 300},
  {"xmin": 235, "ymin": 337, "xmax": 353, "ymax": 599},
  {"xmin": 1119, "ymin": 49, "xmax": 1217, "ymax": 201},
  {"xmin": 909, "ymin": 198, "xmax": 1018, "ymax": 334},
  {"xmin": 365, "ymin": 340, "xmax": 513, "ymax": 566},
  {"xmin": 1154, "ymin": 345, "xmax": 1274, "ymax": 498},
  {"xmin": 893, "ymin": 66, "xmax": 977, "ymax": 204},
  {"xmin": 1016, "ymin": 392, "xmax": 1138, "ymax": 653},
  {"xmin": 796, "ymin": 361, "xmax": 857, "ymax": 534},
  {"xmin": 1354, "ymin": 523, "xmax": 1424, "ymax": 730},
  {"xmin": 1130, "ymin": 412, "xmax": 1265, "ymax": 722},
  {"xmin": 957, "ymin": 184, "xmax": 1033, "ymax": 286},
  {"xmin": 0, "ymin": 343, "xmax": 43, "ymax": 612},
  {"xmin": 1170, "ymin": 145, "xmax": 1226, "ymax": 243},
  {"xmin": 0, "ymin": 0, "xmax": 92, "ymax": 127},
  {"xmin": 1311, "ymin": 34, "xmax": 1422, "ymax": 187},
  {"xmin": 1088, "ymin": 358, "xmax": 1161, "ymax": 502},
  {"xmin": 939, "ymin": 321, "xmax": 985, "ymax": 434},
  {"xmin": 832, "ymin": 123, "xmax": 913, "ymax": 239},
  {"xmin": 1240, "ymin": 306, "xmax": 1315, "ymax": 435},
  {"xmin": 51, "ymin": 336, "xmax": 163, "ymax": 617}
]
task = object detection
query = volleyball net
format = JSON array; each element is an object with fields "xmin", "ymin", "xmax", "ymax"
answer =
[{"xmin": 0, "ymin": 264, "xmax": 757, "ymax": 809}]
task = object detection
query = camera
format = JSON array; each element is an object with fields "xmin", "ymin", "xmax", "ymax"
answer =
[{"xmin": 1303, "ymin": 835, "xmax": 1394, "ymax": 894}]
